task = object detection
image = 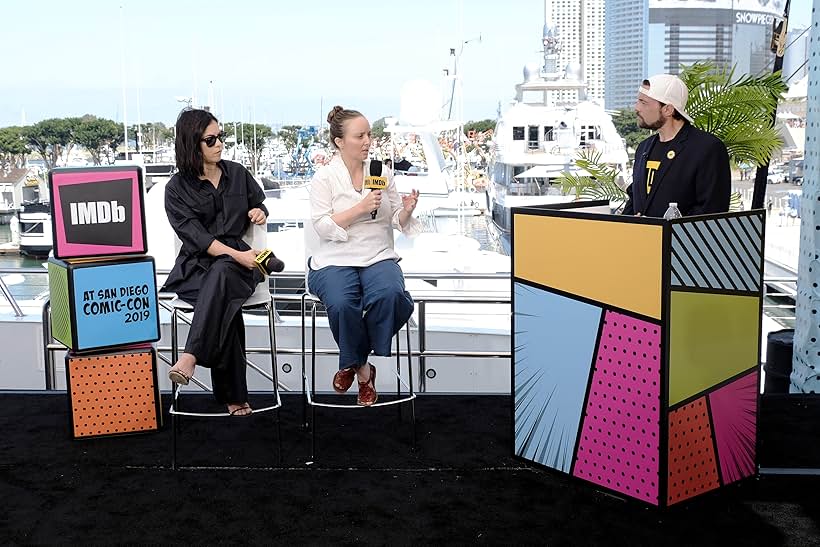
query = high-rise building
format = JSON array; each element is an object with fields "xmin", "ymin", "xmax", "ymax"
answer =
[
  {"xmin": 605, "ymin": 0, "xmax": 786, "ymax": 111},
  {"xmin": 605, "ymin": 0, "xmax": 649, "ymax": 110},
  {"xmin": 547, "ymin": 0, "xmax": 606, "ymax": 102},
  {"xmin": 648, "ymin": 0, "xmax": 781, "ymax": 77}
]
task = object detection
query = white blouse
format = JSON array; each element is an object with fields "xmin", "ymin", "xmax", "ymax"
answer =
[{"xmin": 308, "ymin": 155, "xmax": 422, "ymax": 269}]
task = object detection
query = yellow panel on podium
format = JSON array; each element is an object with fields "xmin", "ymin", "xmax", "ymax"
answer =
[
  {"xmin": 514, "ymin": 213, "xmax": 663, "ymax": 319},
  {"xmin": 512, "ymin": 201, "xmax": 764, "ymax": 507}
]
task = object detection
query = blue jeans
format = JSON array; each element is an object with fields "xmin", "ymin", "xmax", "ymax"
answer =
[{"xmin": 307, "ymin": 259, "xmax": 414, "ymax": 370}]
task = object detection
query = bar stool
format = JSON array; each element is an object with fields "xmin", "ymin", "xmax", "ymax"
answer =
[
  {"xmin": 159, "ymin": 221, "xmax": 283, "ymax": 469},
  {"xmin": 300, "ymin": 221, "xmax": 416, "ymax": 461}
]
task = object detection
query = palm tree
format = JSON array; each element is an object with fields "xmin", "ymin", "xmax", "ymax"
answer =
[{"xmin": 558, "ymin": 61, "xmax": 788, "ymax": 203}]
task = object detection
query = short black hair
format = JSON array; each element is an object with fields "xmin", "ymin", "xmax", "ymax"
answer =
[{"xmin": 175, "ymin": 108, "xmax": 219, "ymax": 179}]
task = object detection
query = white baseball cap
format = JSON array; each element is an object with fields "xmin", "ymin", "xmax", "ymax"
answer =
[{"xmin": 638, "ymin": 74, "xmax": 694, "ymax": 124}]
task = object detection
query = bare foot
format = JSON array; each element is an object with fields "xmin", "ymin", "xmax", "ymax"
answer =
[
  {"xmin": 174, "ymin": 353, "xmax": 196, "ymax": 376},
  {"xmin": 356, "ymin": 363, "xmax": 372, "ymax": 384},
  {"xmin": 228, "ymin": 403, "xmax": 253, "ymax": 416}
]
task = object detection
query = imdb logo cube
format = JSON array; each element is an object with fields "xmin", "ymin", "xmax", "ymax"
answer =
[
  {"xmin": 48, "ymin": 256, "xmax": 160, "ymax": 352},
  {"xmin": 48, "ymin": 166, "xmax": 147, "ymax": 260},
  {"xmin": 66, "ymin": 346, "xmax": 161, "ymax": 439}
]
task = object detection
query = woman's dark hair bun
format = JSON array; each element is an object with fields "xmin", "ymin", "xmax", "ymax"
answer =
[{"xmin": 327, "ymin": 105, "xmax": 344, "ymax": 124}]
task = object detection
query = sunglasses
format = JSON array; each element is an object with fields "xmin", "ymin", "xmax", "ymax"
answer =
[{"xmin": 201, "ymin": 131, "xmax": 226, "ymax": 147}]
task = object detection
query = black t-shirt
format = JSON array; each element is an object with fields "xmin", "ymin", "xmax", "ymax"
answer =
[{"xmin": 645, "ymin": 134, "xmax": 681, "ymax": 195}]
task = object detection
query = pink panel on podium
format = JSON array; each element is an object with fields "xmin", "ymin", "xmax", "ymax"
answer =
[
  {"xmin": 573, "ymin": 311, "xmax": 662, "ymax": 505},
  {"xmin": 709, "ymin": 370, "xmax": 758, "ymax": 484}
]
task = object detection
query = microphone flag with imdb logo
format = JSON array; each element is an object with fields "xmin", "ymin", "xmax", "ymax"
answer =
[{"xmin": 364, "ymin": 160, "xmax": 387, "ymax": 219}]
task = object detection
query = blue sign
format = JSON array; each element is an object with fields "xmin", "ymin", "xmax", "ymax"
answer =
[{"xmin": 72, "ymin": 260, "xmax": 159, "ymax": 349}]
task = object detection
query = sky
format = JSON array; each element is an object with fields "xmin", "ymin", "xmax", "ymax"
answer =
[{"xmin": 0, "ymin": 0, "xmax": 815, "ymax": 128}]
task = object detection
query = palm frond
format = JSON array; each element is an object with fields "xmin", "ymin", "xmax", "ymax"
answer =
[
  {"xmin": 729, "ymin": 191, "xmax": 743, "ymax": 212},
  {"xmin": 681, "ymin": 61, "xmax": 787, "ymax": 166},
  {"xmin": 556, "ymin": 148, "xmax": 627, "ymax": 202}
]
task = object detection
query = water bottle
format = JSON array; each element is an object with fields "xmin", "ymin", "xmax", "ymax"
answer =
[{"xmin": 663, "ymin": 202, "xmax": 682, "ymax": 220}]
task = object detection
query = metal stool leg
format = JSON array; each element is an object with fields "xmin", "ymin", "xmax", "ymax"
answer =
[
  {"xmin": 171, "ymin": 307, "xmax": 179, "ymax": 470},
  {"xmin": 395, "ymin": 330, "xmax": 402, "ymax": 420},
  {"xmin": 267, "ymin": 297, "xmax": 282, "ymax": 466},
  {"xmin": 406, "ymin": 323, "xmax": 416, "ymax": 448},
  {"xmin": 301, "ymin": 294, "xmax": 309, "ymax": 430},
  {"xmin": 311, "ymin": 302, "xmax": 317, "ymax": 462}
]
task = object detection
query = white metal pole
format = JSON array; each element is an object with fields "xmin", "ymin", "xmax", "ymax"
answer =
[
  {"xmin": 791, "ymin": 4, "xmax": 819, "ymax": 391},
  {"xmin": 119, "ymin": 4, "xmax": 128, "ymax": 160}
]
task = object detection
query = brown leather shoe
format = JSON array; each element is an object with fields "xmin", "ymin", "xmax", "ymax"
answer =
[
  {"xmin": 333, "ymin": 366, "xmax": 356, "ymax": 393},
  {"xmin": 357, "ymin": 364, "xmax": 377, "ymax": 406}
]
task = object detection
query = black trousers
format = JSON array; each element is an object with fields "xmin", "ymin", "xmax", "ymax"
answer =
[{"xmin": 175, "ymin": 256, "xmax": 261, "ymax": 404}]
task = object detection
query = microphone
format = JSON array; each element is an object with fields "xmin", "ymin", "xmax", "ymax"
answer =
[
  {"xmin": 363, "ymin": 160, "xmax": 388, "ymax": 219},
  {"xmin": 254, "ymin": 248, "xmax": 285, "ymax": 276}
]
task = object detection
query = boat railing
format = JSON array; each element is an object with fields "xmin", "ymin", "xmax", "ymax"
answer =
[
  {"xmin": 0, "ymin": 275, "xmax": 24, "ymax": 317},
  {"xmin": 0, "ymin": 267, "xmax": 796, "ymax": 390}
]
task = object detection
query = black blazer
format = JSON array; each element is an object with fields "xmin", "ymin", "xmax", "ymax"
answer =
[{"xmin": 622, "ymin": 124, "xmax": 731, "ymax": 217}]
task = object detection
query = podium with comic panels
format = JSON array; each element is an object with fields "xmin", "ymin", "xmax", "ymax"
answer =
[{"xmin": 512, "ymin": 202, "xmax": 764, "ymax": 506}]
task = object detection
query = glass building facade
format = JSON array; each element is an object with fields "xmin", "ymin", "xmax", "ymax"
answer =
[
  {"xmin": 606, "ymin": 0, "xmax": 783, "ymax": 110},
  {"xmin": 605, "ymin": 0, "xmax": 649, "ymax": 110}
]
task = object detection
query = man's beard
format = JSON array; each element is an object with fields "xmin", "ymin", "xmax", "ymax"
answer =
[{"xmin": 637, "ymin": 116, "xmax": 664, "ymax": 130}]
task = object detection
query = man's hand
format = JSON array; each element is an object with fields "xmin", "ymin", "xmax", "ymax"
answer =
[{"xmin": 248, "ymin": 208, "xmax": 266, "ymax": 225}]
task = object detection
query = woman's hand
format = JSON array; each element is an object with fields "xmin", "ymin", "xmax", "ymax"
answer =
[
  {"xmin": 359, "ymin": 189, "xmax": 382, "ymax": 216},
  {"xmin": 234, "ymin": 248, "xmax": 259, "ymax": 270},
  {"xmin": 248, "ymin": 208, "xmax": 266, "ymax": 225},
  {"xmin": 402, "ymin": 190, "xmax": 419, "ymax": 214}
]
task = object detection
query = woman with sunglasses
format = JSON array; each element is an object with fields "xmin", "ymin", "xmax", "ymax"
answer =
[
  {"xmin": 308, "ymin": 106, "xmax": 421, "ymax": 406},
  {"xmin": 163, "ymin": 108, "xmax": 271, "ymax": 416}
]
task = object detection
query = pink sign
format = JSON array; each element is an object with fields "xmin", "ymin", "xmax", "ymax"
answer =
[{"xmin": 49, "ymin": 167, "xmax": 147, "ymax": 259}]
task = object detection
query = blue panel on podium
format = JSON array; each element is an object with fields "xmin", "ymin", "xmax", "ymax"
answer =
[
  {"xmin": 48, "ymin": 256, "xmax": 160, "ymax": 352},
  {"xmin": 513, "ymin": 282, "xmax": 602, "ymax": 472}
]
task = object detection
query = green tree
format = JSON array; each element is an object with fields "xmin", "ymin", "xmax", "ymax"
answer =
[
  {"xmin": 123, "ymin": 122, "xmax": 175, "ymax": 152},
  {"xmin": 23, "ymin": 118, "xmax": 79, "ymax": 169},
  {"xmin": 371, "ymin": 118, "xmax": 386, "ymax": 140},
  {"xmin": 243, "ymin": 123, "xmax": 273, "ymax": 174},
  {"xmin": 74, "ymin": 116, "xmax": 124, "ymax": 165},
  {"xmin": 0, "ymin": 126, "xmax": 30, "ymax": 166},
  {"xmin": 611, "ymin": 110, "xmax": 649, "ymax": 152},
  {"xmin": 276, "ymin": 125, "xmax": 303, "ymax": 151},
  {"xmin": 464, "ymin": 119, "xmax": 496, "ymax": 135}
]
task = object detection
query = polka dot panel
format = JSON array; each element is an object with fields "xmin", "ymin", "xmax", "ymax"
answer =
[
  {"xmin": 66, "ymin": 350, "xmax": 159, "ymax": 438},
  {"xmin": 792, "ymin": 5, "xmax": 820, "ymax": 393},
  {"xmin": 573, "ymin": 311, "xmax": 662, "ymax": 505},
  {"xmin": 667, "ymin": 398, "xmax": 720, "ymax": 505}
]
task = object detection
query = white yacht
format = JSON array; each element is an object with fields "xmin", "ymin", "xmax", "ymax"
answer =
[
  {"xmin": 486, "ymin": 17, "xmax": 628, "ymax": 251},
  {"xmin": 17, "ymin": 201, "xmax": 53, "ymax": 256},
  {"xmin": 384, "ymin": 119, "xmax": 484, "ymax": 221}
]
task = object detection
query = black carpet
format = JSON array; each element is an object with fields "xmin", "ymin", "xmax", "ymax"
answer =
[{"xmin": 1, "ymin": 392, "xmax": 820, "ymax": 546}]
